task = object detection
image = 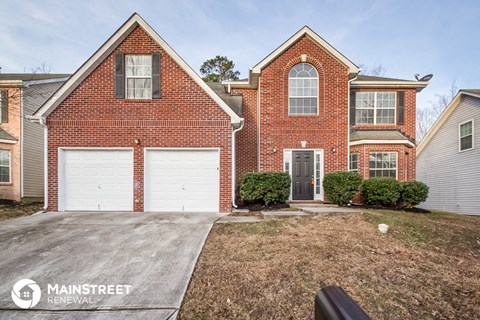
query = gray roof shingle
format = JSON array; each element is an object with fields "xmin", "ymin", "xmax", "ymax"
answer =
[
  {"xmin": 350, "ymin": 129, "xmax": 413, "ymax": 143},
  {"xmin": 0, "ymin": 128, "xmax": 17, "ymax": 142},
  {"xmin": 206, "ymin": 82, "xmax": 243, "ymax": 117}
]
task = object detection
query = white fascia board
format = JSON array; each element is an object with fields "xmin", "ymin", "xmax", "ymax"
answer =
[
  {"xmin": 251, "ymin": 26, "xmax": 360, "ymax": 75},
  {"xmin": 0, "ymin": 139, "xmax": 17, "ymax": 144},
  {"xmin": 34, "ymin": 13, "xmax": 242, "ymax": 125},
  {"xmin": 0, "ymin": 80, "xmax": 23, "ymax": 88},
  {"xmin": 417, "ymin": 91, "xmax": 478, "ymax": 155},
  {"xmin": 351, "ymin": 81, "xmax": 429, "ymax": 90},
  {"xmin": 349, "ymin": 139, "xmax": 415, "ymax": 148}
]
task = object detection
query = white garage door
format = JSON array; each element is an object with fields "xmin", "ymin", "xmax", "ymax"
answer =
[
  {"xmin": 145, "ymin": 149, "xmax": 220, "ymax": 212},
  {"xmin": 62, "ymin": 149, "xmax": 133, "ymax": 211}
]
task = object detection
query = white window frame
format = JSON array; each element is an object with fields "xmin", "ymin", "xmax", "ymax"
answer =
[
  {"xmin": 0, "ymin": 91, "xmax": 3, "ymax": 122},
  {"xmin": 283, "ymin": 149, "xmax": 324, "ymax": 200},
  {"xmin": 125, "ymin": 55, "xmax": 152, "ymax": 99},
  {"xmin": 369, "ymin": 152, "xmax": 398, "ymax": 179},
  {"xmin": 349, "ymin": 153, "xmax": 359, "ymax": 172},
  {"xmin": 0, "ymin": 150, "xmax": 11, "ymax": 184},
  {"xmin": 288, "ymin": 63, "xmax": 319, "ymax": 116},
  {"xmin": 459, "ymin": 119, "xmax": 474, "ymax": 152},
  {"xmin": 356, "ymin": 92, "xmax": 396, "ymax": 125}
]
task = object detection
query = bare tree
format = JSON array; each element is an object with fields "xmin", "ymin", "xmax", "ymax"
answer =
[
  {"xmin": 416, "ymin": 81, "xmax": 458, "ymax": 141},
  {"xmin": 359, "ymin": 64, "xmax": 387, "ymax": 77}
]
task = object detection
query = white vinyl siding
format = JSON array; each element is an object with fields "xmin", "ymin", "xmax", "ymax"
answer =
[
  {"xmin": 126, "ymin": 55, "xmax": 152, "ymax": 99},
  {"xmin": 356, "ymin": 92, "xmax": 396, "ymax": 125},
  {"xmin": 417, "ymin": 95, "xmax": 480, "ymax": 215}
]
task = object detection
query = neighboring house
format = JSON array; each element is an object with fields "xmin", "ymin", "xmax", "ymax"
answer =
[
  {"xmin": 32, "ymin": 13, "xmax": 428, "ymax": 213},
  {"xmin": 0, "ymin": 74, "xmax": 69, "ymax": 201},
  {"xmin": 417, "ymin": 90, "xmax": 480, "ymax": 215}
]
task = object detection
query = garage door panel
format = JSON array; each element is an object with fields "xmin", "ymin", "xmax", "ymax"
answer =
[
  {"xmin": 63, "ymin": 150, "xmax": 133, "ymax": 211},
  {"xmin": 145, "ymin": 150, "xmax": 220, "ymax": 212}
]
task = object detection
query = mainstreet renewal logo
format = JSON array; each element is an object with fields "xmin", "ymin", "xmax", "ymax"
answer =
[
  {"xmin": 11, "ymin": 279, "xmax": 41, "ymax": 309},
  {"xmin": 11, "ymin": 279, "xmax": 132, "ymax": 308}
]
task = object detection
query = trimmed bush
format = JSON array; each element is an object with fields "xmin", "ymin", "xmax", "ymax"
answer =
[
  {"xmin": 362, "ymin": 177, "xmax": 401, "ymax": 206},
  {"xmin": 240, "ymin": 172, "xmax": 291, "ymax": 206},
  {"xmin": 398, "ymin": 181, "xmax": 429, "ymax": 208},
  {"xmin": 323, "ymin": 171, "xmax": 363, "ymax": 206}
]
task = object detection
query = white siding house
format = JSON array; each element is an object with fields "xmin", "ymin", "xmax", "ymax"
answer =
[{"xmin": 417, "ymin": 90, "xmax": 480, "ymax": 215}]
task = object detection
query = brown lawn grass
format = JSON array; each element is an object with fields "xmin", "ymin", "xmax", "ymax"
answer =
[
  {"xmin": 180, "ymin": 210, "xmax": 480, "ymax": 320},
  {"xmin": 0, "ymin": 201, "xmax": 43, "ymax": 221}
]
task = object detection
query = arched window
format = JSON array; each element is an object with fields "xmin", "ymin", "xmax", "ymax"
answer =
[{"xmin": 288, "ymin": 63, "xmax": 318, "ymax": 115}]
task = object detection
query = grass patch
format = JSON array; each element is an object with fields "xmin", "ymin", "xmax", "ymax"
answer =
[
  {"xmin": 0, "ymin": 201, "xmax": 43, "ymax": 222},
  {"xmin": 180, "ymin": 210, "xmax": 480, "ymax": 320}
]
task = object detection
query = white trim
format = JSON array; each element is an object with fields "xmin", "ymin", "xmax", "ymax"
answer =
[
  {"xmin": 232, "ymin": 122, "xmax": 244, "ymax": 208},
  {"xmin": 458, "ymin": 119, "xmax": 474, "ymax": 152},
  {"xmin": 351, "ymin": 80, "xmax": 428, "ymax": 91},
  {"xmin": 349, "ymin": 139, "xmax": 415, "ymax": 148},
  {"xmin": 252, "ymin": 26, "xmax": 360, "ymax": 76},
  {"xmin": 0, "ymin": 149, "xmax": 12, "ymax": 184},
  {"xmin": 257, "ymin": 77, "xmax": 261, "ymax": 171},
  {"xmin": 20, "ymin": 87, "xmax": 24, "ymax": 197},
  {"xmin": 418, "ymin": 91, "xmax": 480, "ymax": 155},
  {"xmin": 39, "ymin": 118, "xmax": 48, "ymax": 210},
  {"xmin": 143, "ymin": 148, "xmax": 221, "ymax": 212},
  {"xmin": 58, "ymin": 147, "xmax": 134, "ymax": 212},
  {"xmin": 0, "ymin": 139, "xmax": 17, "ymax": 144},
  {"xmin": 33, "ymin": 13, "xmax": 242, "ymax": 124},
  {"xmin": 283, "ymin": 148, "xmax": 324, "ymax": 201}
]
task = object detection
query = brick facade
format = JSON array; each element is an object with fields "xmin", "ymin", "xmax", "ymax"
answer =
[{"xmin": 46, "ymin": 26, "xmax": 232, "ymax": 212}]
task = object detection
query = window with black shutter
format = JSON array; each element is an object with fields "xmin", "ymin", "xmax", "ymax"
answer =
[{"xmin": 0, "ymin": 91, "xmax": 8, "ymax": 123}]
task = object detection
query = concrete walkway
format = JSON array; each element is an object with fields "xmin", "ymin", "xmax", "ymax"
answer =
[{"xmin": 0, "ymin": 211, "xmax": 220, "ymax": 320}]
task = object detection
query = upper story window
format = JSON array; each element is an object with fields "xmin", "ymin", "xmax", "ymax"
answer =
[
  {"xmin": 126, "ymin": 55, "xmax": 152, "ymax": 99},
  {"xmin": 459, "ymin": 120, "xmax": 474, "ymax": 152},
  {"xmin": 288, "ymin": 63, "xmax": 318, "ymax": 115},
  {"xmin": 0, "ymin": 91, "xmax": 8, "ymax": 123},
  {"xmin": 0, "ymin": 150, "xmax": 10, "ymax": 183},
  {"xmin": 356, "ymin": 92, "xmax": 396, "ymax": 124}
]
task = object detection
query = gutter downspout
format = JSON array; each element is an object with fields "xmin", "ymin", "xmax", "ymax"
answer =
[
  {"xmin": 347, "ymin": 74, "xmax": 358, "ymax": 170},
  {"xmin": 39, "ymin": 117, "xmax": 48, "ymax": 211},
  {"xmin": 231, "ymin": 120, "xmax": 245, "ymax": 208}
]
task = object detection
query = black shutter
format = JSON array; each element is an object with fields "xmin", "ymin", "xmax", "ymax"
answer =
[
  {"xmin": 350, "ymin": 91, "xmax": 356, "ymax": 125},
  {"xmin": 115, "ymin": 53, "xmax": 125, "ymax": 99},
  {"xmin": 1, "ymin": 91, "xmax": 8, "ymax": 123},
  {"xmin": 397, "ymin": 91, "xmax": 405, "ymax": 125},
  {"xmin": 152, "ymin": 52, "xmax": 161, "ymax": 99}
]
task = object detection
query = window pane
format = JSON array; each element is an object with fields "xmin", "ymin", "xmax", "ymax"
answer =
[
  {"xmin": 127, "ymin": 78, "xmax": 152, "ymax": 99},
  {"xmin": 0, "ymin": 166, "xmax": 9, "ymax": 182},
  {"xmin": 369, "ymin": 152, "xmax": 397, "ymax": 178},
  {"xmin": 289, "ymin": 64, "xmax": 318, "ymax": 114},
  {"xmin": 461, "ymin": 136, "xmax": 473, "ymax": 150},
  {"xmin": 0, "ymin": 151, "xmax": 8, "ymax": 166}
]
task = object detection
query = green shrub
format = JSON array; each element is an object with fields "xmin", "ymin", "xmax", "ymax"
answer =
[
  {"xmin": 323, "ymin": 171, "xmax": 363, "ymax": 206},
  {"xmin": 239, "ymin": 172, "xmax": 291, "ymax": 206},
  {"xmin": 362, "ymin": 177, "xmax": 401, "ymax": 206},
  {"xmin": 398, "ymin": 181, "xmax": 429, "ymax": 208}
]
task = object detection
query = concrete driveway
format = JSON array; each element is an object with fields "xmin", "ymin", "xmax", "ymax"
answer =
[{"xmin": 0, "ymin": 211, "xmax": 221, "ymax": 319}]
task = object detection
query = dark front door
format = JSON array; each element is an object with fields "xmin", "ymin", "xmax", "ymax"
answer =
[{"xmin": 292, "ymin": 151, "xmax": 314, "ymax": 200}]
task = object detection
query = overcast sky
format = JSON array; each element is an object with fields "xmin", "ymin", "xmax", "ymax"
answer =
[{"xmin": 1, "ymin": 0, "xmax": 479, "ymax": 109}]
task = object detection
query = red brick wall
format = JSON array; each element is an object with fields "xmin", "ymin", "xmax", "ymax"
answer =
[
  {"xmin": 232, "ymin": 88, "xmax": 257, "ymax": 180},
  {"xmin": 350, "ymin": 144, "xmax": 416, "ymax": 182},
  {"xmin": 258, "ymin": 35, "xmax": 350, "ymax": 176},
  {"xmin": 47, "ymin": 26, "xmax": 232, "ymax": 212},
  {"xmin": 350, "ymin": 88, "xmax": 417, "ymax": 141}
]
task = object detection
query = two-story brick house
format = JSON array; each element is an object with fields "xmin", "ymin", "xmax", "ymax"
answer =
[{"xmin": 33, "ymin": 13, "xmax": 428, "ymax": 212}]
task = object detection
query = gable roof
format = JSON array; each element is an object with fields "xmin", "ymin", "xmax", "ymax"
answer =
[
  {"xmin": 0, "ymin": 128, "xmax": 17, "ymax": 143},
  {"xmin": 252, "ymin": 26, "xmax": 360, "ymax": 76},
  {"xmin": 32, "ymin": 13, "xmax": 242, "ymax": 124},
  {"xmin": 417, "ymin": 89, "xmax": 480, "ymax": 155}
]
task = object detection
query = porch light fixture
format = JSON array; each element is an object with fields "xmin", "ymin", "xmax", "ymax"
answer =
[
  {"xmin": 301, "ymin": 141, "xmax": 307, "ymax": 148},
  {"xmin": 273, "ymin": 146, "xmax": 277, "ymax": 153},
  {"xmin": 134, "ymin": 138, "xmax": 141, "ymax": 145},
  {"xmin": 331, "ymin": 147, "xmax": 336, "ymax": 153}
]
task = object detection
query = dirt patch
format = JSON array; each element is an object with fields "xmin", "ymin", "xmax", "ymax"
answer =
[
  {"xmin": 230, "ymin": 203, "xmax": 291, "ymax": 217},
  {"xmin": 180, "ymin": 210, "xmax": 480, "ymax": 320},
  {"xmin": 0, "ymin": 201, "xmax": 43, "ymax": 221}
]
